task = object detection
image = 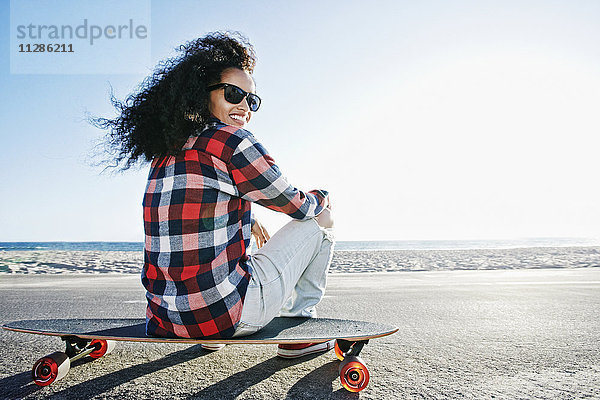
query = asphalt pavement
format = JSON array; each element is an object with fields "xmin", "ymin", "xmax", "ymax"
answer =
[{"xmin": 1, "ymin": 269, "xmax": 599, "ymax": 399}]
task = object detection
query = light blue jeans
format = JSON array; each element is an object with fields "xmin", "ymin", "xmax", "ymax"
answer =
[{"xmin": 233, "ymin": 218, "xmax": 335, "ymax": 337}]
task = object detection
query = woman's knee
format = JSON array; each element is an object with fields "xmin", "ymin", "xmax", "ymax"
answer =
[{"xmin": 315, "ymin": 208, "xmax": 334, "ymax": 229}]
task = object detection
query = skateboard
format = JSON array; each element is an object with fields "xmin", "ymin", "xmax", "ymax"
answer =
[{"xmin": 3, "ymin": 317, "xmax": 398, "ymax": 392}]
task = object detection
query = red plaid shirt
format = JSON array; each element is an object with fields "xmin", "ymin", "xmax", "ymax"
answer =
[{"xmin": 142, "ymin": 118, "xmax": 328, "ymax": 338}]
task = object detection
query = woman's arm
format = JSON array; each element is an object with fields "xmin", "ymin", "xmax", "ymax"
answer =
[{"xmin": 228, "ymin": 133, "xmax": 328, "ymax": 220}]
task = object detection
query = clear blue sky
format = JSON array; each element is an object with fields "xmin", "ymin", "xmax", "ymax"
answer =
[{"xmin": 1, "ymin": 0, "xmax": 600, "ymax": 242}]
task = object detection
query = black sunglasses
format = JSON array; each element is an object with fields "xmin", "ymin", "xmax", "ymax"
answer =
[{"xmin": 207, "ymin": 83, "xmax": 261, "ymax": 112}]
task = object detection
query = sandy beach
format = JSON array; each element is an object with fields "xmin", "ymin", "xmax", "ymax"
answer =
[
  {"xmin": 1, "ymin": 246, "xmax": 599, "ymax": 274},
  {"xmin": 1, "ymin": 249, "xmax": 599, "ymax": 399}
]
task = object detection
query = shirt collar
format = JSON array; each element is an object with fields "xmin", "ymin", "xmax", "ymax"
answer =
[{"xmin": 206, "ymin": 115, "xmax": 226, "ymax": 127}]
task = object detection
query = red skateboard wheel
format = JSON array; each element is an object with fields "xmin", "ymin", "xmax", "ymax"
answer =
[
  {"xmin": 89, "ymin": 339, "xmax": 115, "ymax": 359},
  {"xmin": 339, "ymin": 356, "xmax": 370, "ymax": 392},
  {"xmin": 32, "ymin": 352, "xmax": 70, "ymax": 386}
]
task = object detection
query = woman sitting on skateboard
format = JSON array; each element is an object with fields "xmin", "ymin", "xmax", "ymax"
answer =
[{"xmin": 91, "ymin": 32, "xmax": 335, "ymax": 358}]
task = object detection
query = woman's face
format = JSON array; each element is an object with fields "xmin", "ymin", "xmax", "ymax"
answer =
[{"xmin": 208, "ymin": 68, "xmax": 256, "ymax": 128}]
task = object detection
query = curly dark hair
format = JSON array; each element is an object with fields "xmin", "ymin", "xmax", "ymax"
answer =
[{"xmin": 88, "ymin": 31, "xmax": 257, "ymax": 170}]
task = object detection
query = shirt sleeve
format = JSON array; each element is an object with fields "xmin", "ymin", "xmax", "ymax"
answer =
[{"xmin": 228, "ymin": 133, "xmax": 328, "ymax": 220}]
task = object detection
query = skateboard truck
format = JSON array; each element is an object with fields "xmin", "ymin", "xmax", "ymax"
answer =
[
  {"xmin": 336, "ymin": 339, "xmax": 368, "ymax": 357},
  {"xmin": 64, "ymin": 336, "xmax": 92, "ymax": 358}
]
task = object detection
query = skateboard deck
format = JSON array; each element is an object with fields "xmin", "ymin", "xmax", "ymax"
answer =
[{"xmin": 3, "ymin": 317, "xmax": 398, "ymax": 392}]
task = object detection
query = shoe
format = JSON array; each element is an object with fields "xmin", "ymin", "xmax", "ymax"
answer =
[
  {"xmin": 201, "ymin": 343, "xmax": 226, "ymax": 351},
  {"xmin": 276, "ymin": 339, "xmax": 335, "ymax": 359}
]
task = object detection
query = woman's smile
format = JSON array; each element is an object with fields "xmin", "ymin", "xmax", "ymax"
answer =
[{"xmin": 229, "ymin": 112, "xmax": 248, "ymax": 125}]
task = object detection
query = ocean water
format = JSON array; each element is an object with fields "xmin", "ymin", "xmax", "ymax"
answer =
[
  {"xmin": 1, "ymin": 238, "xmax": 599, "ymax": 252},
  {"xmin": 0, "ymin": 242, "xmax": 144, "ymax": 252}
]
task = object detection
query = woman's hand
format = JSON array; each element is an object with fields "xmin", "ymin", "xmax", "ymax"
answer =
[
  {"xmin": 324, "ymin": 194, "xmax": 332, "ymax": 210},
  {"xmin": 251, "ymin": 218, "xmax": 270, "ymax": 249},
  {"xmin": 315, "ymin": 194, "xmax": 334, "ymax": 228},
  {"xmin": 315, "ymin": 207, "xmax": 334, "ymax": 228}
]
